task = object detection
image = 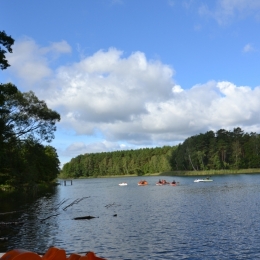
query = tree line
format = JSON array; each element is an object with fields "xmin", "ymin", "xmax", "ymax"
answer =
[
  {"xmin": 61, "ymin": 146, "xmax": 174, "ymax": 178},
  {"xmin": 169, "ymin": 127, "xmax": 260, "ymax": 171},
  {"xmin": 62, "ymin": 127, "xmax": 260, "ymax": 178},
  {"xmin": 0, "ymin": 31, "xmax": 60, "ymax": 189}
]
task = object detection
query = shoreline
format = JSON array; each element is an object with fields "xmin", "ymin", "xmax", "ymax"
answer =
[{"xmin": 59, "ymin": 169, "xmax": 260, "ymax": 180}]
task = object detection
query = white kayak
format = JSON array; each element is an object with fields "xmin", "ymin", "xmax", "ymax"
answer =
[
  {"xmin": 119, "ymin": 183, "xmax": 127, "ymax": 186},
  {"xmin": 194, "ymin": 179, "xmax": 213, "ymax": 182}
]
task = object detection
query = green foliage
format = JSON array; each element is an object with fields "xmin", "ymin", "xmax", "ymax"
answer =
[
  {"xmin": 61, "ymin": 128, "xmax": 260, "ymax": 178},
  {"xmin": 61, "ymin": 146, "xmax": 174, "ymax": 178},
  {"xmin": 0, "ymin": 84, "xmax": 61, "ymax": 187},
  {"xmin": 0, "ymin": 84, "xmax": 60, "ymax": 143},
  {"xmin": 0, "ymin": 32, "xmax": 60, "ymax": 189},
  {"xmin": 0, "ymin": 30, "xmax": 14, "ymax": 70},
  {"xmin": 169, "ymin": 127, "xmax": 260, "ymax": 171}
]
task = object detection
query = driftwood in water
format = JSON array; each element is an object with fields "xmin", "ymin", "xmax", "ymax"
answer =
[
  {"xmin": 105, "ymin": 202, "xmax": 120, "ymax": 208},
  {"xmin": 0, "ymin": 237, "xmax": 8, "ymax": 241},
  {"xmin": 39, "ymin": 213, "xmax": 60, "ymax": 222},
  {"xmin": 73, "ymin": 215, "xmax": 98, "ymax": 220},
  {"xmin": 38, "ymin": 197, "xmax": 90, "ymax": 222},
  {"xmin": 62, "ymin": 196, "xmax": 90, "ymax": 211},
  {"xmin": 105, "ymin": 202, "xmax": 115, "ymax": 208},
  {"xmin": 54, "ymin": 198, "xmax": 70, "ymax": 210}
]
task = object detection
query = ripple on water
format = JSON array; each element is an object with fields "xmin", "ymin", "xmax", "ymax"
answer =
[{"xmin": 1, "ymin": 175, "xmax": 260, "ymax": 259}]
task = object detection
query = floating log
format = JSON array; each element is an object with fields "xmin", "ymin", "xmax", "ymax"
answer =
[{"xmin": 73, "ymin": 215, "xmax": 98, "ymax": 220}]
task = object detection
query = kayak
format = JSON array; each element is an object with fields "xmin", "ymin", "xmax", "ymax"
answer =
[
  {"xmin": 138, "ymin": 180, "xmax": 148, "ymax": 185},
  {"xmin": 194, "ymin": 179, "xmax": 213, "ymax": 182},
  {"xmin": 156, "ymin": 179, "xmax": 170, "ymax": 185},
  {"xmin": 119, "ymin": 182, "xmax": 127, "ymax": 186},
  {"xmin": 0, "ymin": 247, "xmax": 105, "ymax": 259}
]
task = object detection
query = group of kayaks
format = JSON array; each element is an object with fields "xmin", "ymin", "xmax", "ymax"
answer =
[
  {"xmin": 156, "ymin": 179, "xmax": 178, "ymax": 186},
  {"xmin": 119, "ymin": 179, "xmax": 179, "ymax": 186},
  {"xmin": 119, "ymin": 177, "xmax": 213, "ymax": 186}
]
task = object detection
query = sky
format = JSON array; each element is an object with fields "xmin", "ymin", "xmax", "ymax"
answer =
[{"xmin": 1, "ymin": 0, "xmax": 260, "ymax": 167}]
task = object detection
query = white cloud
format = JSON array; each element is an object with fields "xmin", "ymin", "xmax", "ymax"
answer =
[
  {"xmin": 42, "ymin": 40, "xmax": 71, "ymax": 55},
  {"xmin": 6, "ymin": 38, "xmax": 71, "ymax": 87},
  {"xmin": 6, "ymin": 39, "xmax": 260, "ymax": 161},
  {"xmin": 58, "ymin": 76, "xmax": 260, "ymax": 144},
  {"xmin": 199, "ymin": 0, "xmax": 260, "ymax": 24},
  {"xmin": 62, "ymin": 140, "xmax": 130, "ymax": 158},
  {"xmin": 45, "ymin": 48, "xmax": 175, "ymax": 134}
]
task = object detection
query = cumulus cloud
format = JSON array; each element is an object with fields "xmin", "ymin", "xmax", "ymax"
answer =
[
  {"xmin": 6, "ymin": 38, "xmax": 71, "ymax": 87},
  {"xmin": 6, "ymin": 39, "xmax": 260, "ymax": 159},
  {"xmin": 45, "ymin": 48, "xmax": 175, "ymax": 133},
  {"xmin": 42, "ymin": 40, "xmax": 71, "ymax": 55},
  {"xmin": 199, "ymin": 0, "xmax": 260, "ymax": 24},
  {"xmin": 42, "ymin": 48, "xmax": 260, "ymax": 145},
  {"xmin": 58, "ymin": 76, "xmax": 260, "ymax": 140}
]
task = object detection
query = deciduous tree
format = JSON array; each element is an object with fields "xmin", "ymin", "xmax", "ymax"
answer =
[{"xmin": 0, "ymin": 30, "xmax": 14, "ymax": 70}]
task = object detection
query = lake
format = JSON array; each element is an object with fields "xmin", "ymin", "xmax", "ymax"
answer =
[{"xmin": 1, "ymin": 174, "xmax": 260, "ymax": 259}]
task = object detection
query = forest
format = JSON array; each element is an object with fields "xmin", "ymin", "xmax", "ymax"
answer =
[
  {"xmin": 61, "ymin": 146, "xmax": 174, "ymax": 178},
  {"xmin": 169, "ymin": 127, "xmax": 260, "ymax": 171},
  {"xmin": 61, "ymin": 127, "xmax": 260, "ymax": 178},
  {"xmin": 0, "ymin": 31, "xmax": 61, "ymax": 190}
]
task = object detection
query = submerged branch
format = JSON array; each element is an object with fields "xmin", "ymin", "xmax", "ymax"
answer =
[
  {"xmin": 62, "ymin": 196, "xmax": 90, "ymax": 211},
  {"xmin": 40, "ymin": 213, "xmax": 60, "ymax": 222}
]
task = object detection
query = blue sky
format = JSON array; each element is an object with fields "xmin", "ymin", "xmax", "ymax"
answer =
[{"xmin": 1, "ymin": 0, "xmax": 260, "ymax": 166}]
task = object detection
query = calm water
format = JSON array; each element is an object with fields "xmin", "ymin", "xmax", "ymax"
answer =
[{"xmin": 1, "ymin": 174, "xmax": 260, "ymax": 259}]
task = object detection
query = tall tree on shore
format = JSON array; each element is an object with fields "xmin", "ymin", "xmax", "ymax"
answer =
[
  {"xmin": 1, "ymin": 84, "xmax": 60, "ymax": 143},
  {"xmin": 0, "ymin": 31, "xmax": 15, "ymax": 152},
  {"xmin": 0, "ymin": 30, "xmax": 14, "ymax": 70},
  {"xmin": 0, "ymin": 30, "xmax": 61, "ymax": 187}
]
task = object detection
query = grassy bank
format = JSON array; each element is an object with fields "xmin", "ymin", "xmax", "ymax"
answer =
[
  {"xmin": 0, "ymin": 181, "xmax": 59, "ymax": 195},
  {"xmin": 158, "ymin": 168, "xmax": 260, "ymax": 176}
]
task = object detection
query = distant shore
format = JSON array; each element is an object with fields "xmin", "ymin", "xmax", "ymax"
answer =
[{"xmin": 59, "ymin": 168, "xmax": 260, "ymax": 180}]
